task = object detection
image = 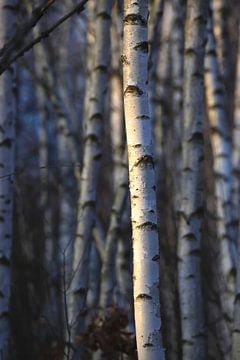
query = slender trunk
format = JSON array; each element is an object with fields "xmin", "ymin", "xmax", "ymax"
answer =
[
  {"xmin": 232, "ymin": 25, "xmax": 240, "ymax": 360},
  {"xmin": 99, "ymin": 150, "xmax": 128, "ymax": 310},
  {"xmin": 232, "ymin": 28, "xmax": 240, "ymax": 252},
  {"xmin": 123, "ymin": 1, "xmax": 165, "ymax": 359},
  {"xmin": 204, "ymin": 15, "xmax": 235, "ymax": 326},
  {"xmin": 171, "ymin": 0, "xmax": 185, "ymax": 214},
  {"xmin": 69, "ymin": 0, "xmax": 113, "ymax": 355},
  {"xmin": 212, "ymin": 0, "xmax": 230, "ymax": 77},
  {"xmin": 177, "ymin": 0, "xmax": 208, "ymax": 358},
  {"xmin": 0, "ymin": 1, "xmax": 17, "ymax": 357}
]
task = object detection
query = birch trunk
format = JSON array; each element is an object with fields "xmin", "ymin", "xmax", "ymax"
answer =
[
  {"xmin": 0, "ymin": 1, "xmax": 17, "ymax": 357},
  {"xmin": 99, "ymin": 150, "xmax": 128, "ymax": 310},
  {"xmin": 177, "ymin": 0, "xmax": 208, "ymax": 358},
  {"xmin": 69, "ymin": 0, "xmax": 113, "ymax": 354},
  {"xmin": 123, "ymin": 1, "xmax": 164, "ymax": 359},
  {"xmin": 232, "ymin": 26, "xmax": 240, "ymax": 360},
  {"xmin": 204, "ymin": 16, "xmax": 235, "ymax": 324},
  {"xmin": 212, "ymin": 0, "xmax": 230, "ymax": 77},
  {"xmin": 171, "ymin": 0, "xmax": 185, "ymax": 214},
  {"xmin": 232, "ymin": 30, "xmax": 240, "ymax": 252},
  {"xmin": 32, "ymin": 29, "xmax": 62, "ymax": 339},
  {"xmin": 32, "ymin": 24, "xmax": 77, "ymax": 340}
]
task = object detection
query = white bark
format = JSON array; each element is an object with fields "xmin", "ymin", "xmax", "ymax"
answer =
[
  {"xmin": 99, "ymin": 150, "xmax": 128, "ymax": 310},
  {"xmin": 232, "ymin": 30, "xmax": 240, "ymax": 250},
  {"xmin": 204, "ymin": 16, "xmax": 235, "ymax": 325},
  {"xmin": 0, "ymin": 1, "xmax": 17, "ymax": 357},
  {"xmin": 232, "ymin": 27, "xmax": 240, "ymax": 360},
  {"xmin": 123, "ymin": 1, "xmax": 165, "ymax": 359},
  {"xmin": 69, "ymin": 0, "xmax": 113, "ymax": 354},
  {"xmin": 177, "ymin": 0, "xmax": 208, "ymax": 358}
]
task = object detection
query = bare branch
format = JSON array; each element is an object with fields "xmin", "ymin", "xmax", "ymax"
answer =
[
  {"xmin": 0, "ymin": 0, "xmax": 56, "ymax": 59},
  {"xmin": 0, "ymin": 0, "xmax": 89, "ymax": 75}
]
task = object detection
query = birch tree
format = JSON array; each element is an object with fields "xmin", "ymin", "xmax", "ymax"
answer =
[
  {"xmin": 69, "ymin": 0, "xmax": 113, "ymax": 356},
  {"xmin": 177, "ymin": 0, "xmax": 208, "ymax": 358},
  {"xmin": 123, "ymin": 1, "xmax": 165, "ymax": 359},
  {"xmin": 0, "ymin": 1, "xmax": 17, "ymax": 357},
  {"xmin": 204, "ymin": 15, "xmax": 235, "ymax": 327},
  {"xmin": 232, "ymin": 27, "xmax": 240, "ymax": 360}
]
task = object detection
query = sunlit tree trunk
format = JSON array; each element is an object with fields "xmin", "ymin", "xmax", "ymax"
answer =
[
  {"xmin": 177, "ymin": 0, "xmax": 208, "ymax": 358},
  {"xmin": 69, "ymin": 0, "xmax": 113, "ymax": 356},
  {"xmin": 123, "ymin": 1, "xmax": 165, "ymax": 359},
  {"xmin": 0, "ymin": 0, "xmax": 17, "ymax": 357}
]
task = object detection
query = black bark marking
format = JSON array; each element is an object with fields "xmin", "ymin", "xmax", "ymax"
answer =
[
  {"xmin": 183, "ymin": 233, "xmax": 196, "ymax": 241},
  {"xmin": 206, "ymin": 48, "xmax": 217, "ymax": 57},
  {"xmin": 134, "ymin": 41, "xmax": 148, "ymax": 53},
  {"xmin": 121, "ymin": 55, "xmax": 130, "ymax": 65},
  {"xmin": 143, "ymin": 343, "xmax": 153, "ymax": 348},
  {"xmin": 93, "ymin": 153, "xmax": 102, "ymax": 161},
  {"xmin": 152, "ymin": 255, "xmax": 160, "ymax": 261},
  {"xmin": 136, "ymin": 221, "xmax": 157, "ymax": 230},
  {"xmin": 124, "ymin": 14, "xmax": 147, "ymax": 26},
  {"xmin": 97, "ymin": 11, "xmax": 111, "ymax": 20},
  {"xmin": 132, "ymin": 144, "xmax": 142, "ymax": 148},
  {"xmin": 75, "ymin": 287, "xmax": 87, "ymax": 296},
  {"xmin": 124, "ymin": 85, "xmax": 143, "ymax": 96},
  {"xmin": 0, "ymin": 138, "xmax": 13, "ymax": 148},
  {"xmin": 188, "ymin": 131, "xmax": 203, "ymax": 143},
  {"xmin": 0, "ymin": 255, "xmax": 10, "ymax": 266},
  {"xmin": 136, "ymin": 115, "xmax": 150, "ymax": 119},
  {"xmin": 84, "ymin": 134, "xmax": 100, "ymax": 145},
  {"xmin": 133, "ymin": 155, "xmax": 154, "ymax": 168},
  {"xmin": 82, "ymin": 200, "xmax": 96, "ymax": 210},
  {"xmin": 189, "ymin": 249, "xmax": 201, "ymax": 256},
  {"xmin": 94, "ymin": 65, "xmax": 108, "ymax": 72},
  {"xmin": 185, "ymin": 48, "xmax": 197, "ymax": 56},
  {"xmin": 136, "ymin": 293, "xmax": 152, "ymax": 300},
  {"xmin": 90, "ymin": 113, "xmax": 103, "ymax": 123}
]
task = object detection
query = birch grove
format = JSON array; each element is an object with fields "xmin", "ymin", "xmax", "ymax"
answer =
[{"xmin": 0, "ymin": 0, "xmax": 240, "ymax": 359}]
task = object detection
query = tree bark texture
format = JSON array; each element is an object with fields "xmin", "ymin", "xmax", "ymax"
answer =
[{"xmin": 123, "ymin": 1, "xmax": 165, "ymax": 359}]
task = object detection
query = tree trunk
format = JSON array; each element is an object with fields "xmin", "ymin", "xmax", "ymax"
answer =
[
  {"xmin": 123, "ymin": 1, "xmax": 165, "ymax": 359},
  {"xmin": 0, "ymin": 0, "xmax": 17, "ymax": 357},
  {"xmin": 232, "ymin": 24, "xmax": 240, "ymax": 360},
  {"xmin": 177, "ymin": 0, "xmax": 208, "ymax": 358},
  {"xmin": 68, "ymin": 0, "xmax": 113, "ymax": 356},
  {"xmin": 204, "ymin": 15, "xmax": 235, "ymax": 331}
]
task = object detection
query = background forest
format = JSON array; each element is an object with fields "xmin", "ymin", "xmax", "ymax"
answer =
[{"xmin": 0, "ymin": 0, "xmax": 240, "ymax": 359}]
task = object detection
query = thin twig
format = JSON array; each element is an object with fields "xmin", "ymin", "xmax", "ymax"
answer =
[
  {"xmin": 0, "ymin": 0, "xmax": 56, "ymax": 59},
  {"xmin": 0, "ymin": 0, "xmax": 89, "ymax": 75}
]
